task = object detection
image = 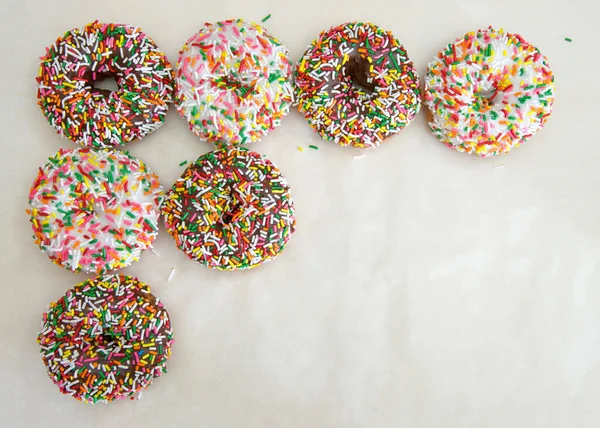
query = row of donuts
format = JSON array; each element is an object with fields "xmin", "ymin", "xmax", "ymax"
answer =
[{"xmin": 37, "ymin": 20, "xmax": 555, "ymax": 157}]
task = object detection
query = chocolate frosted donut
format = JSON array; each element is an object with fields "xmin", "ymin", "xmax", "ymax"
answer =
[
  {"xmin": 37, "ymin": 21, "xmax": 174, "ymax": 148},
  {"xmin": 37, "ymin": 274, "xmax": 174, "ymax": 403},
  {"xmin": 161, "ymin": 148, "xmax": 296, "ymax": 270},
  {"xmin": 295, "ymin": 22, "xmax": 421, "ymax": 148}
]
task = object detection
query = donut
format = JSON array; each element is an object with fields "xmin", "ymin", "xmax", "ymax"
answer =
[
  {"xmin": 294, "ymin": 22, "xmax": 421, "ymax": 148},
  {"xmin": 27, "ymin": 148, "xmax": 164, "ymax": 274},
  {"xmin": 161, "ymin": 147, "xmax": 296, "ymax": 270},
  {"xmin": 175, "ymin": 19, "xmax": 294, "ymax": 146},
  {"xmin": 37, "ymin": 274, "xmax": 174, "ymax": 403},
  {"xmin": 37, "ymin": 21, "xmax": 174, "ymax": 148},
  {"xmin": 424, "ymin": 27, "xmax": 555, "ymax": 156}
]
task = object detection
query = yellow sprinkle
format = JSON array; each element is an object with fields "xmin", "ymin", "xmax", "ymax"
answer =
[{"xmin": 297, "ymin": 146, "xmax": 304, "ymax": 152}]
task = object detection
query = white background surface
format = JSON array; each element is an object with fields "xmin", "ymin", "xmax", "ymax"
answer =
[{"xmin": 1, "ymin": 0, "xmax": 599, "ymax": 427}]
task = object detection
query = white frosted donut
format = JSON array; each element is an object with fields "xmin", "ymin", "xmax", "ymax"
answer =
[
  {"xmin": 175, "ymin": 19, "xmax": 294, "ymax": 146},
  {"xmin": 27, "ymin": 148, "xmax": 164, "ymax": 273},
  {"xmin": 424, "ymin": 27, "xmax": 555, "ymax": 156}
]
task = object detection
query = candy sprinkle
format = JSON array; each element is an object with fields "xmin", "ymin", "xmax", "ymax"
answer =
[
  {"xmin": 36, "ymin": 21, "xmax": 174, "ymax": 148},
  {"xmin": 175, "ymin": 19, "xmax": 294, "ymax": 146},
  {"xmin": 161, "ymin": 147, "xmax": 296, "ymax": 270},
  {"xmin": 297, "ymin": 146, "xmax": 304, "ymax": 152},
  {"xmin": 37, "ymin": 274, "xmax": 174, "ymax": 403},
  {"xmin": 168, "ymin": 267, "xmax": 175, "ymax": 282},
  {"xmin": 179, "ymin": 160, "xmax": 188, "ymax": 166},
  {"xmin": 262, "ymin": 14, "xmax": 272, "ymax": 22},
  {"xmin": 565, "ymin": 37, "xmax": 573, "ymax": 42},
  {"xmin": 27, "ymin": 148, "xmax": 165, "ymax": 274},
  {"xmin": 308, "ymin": 145, "xmax": 319, "ymax": 150}
]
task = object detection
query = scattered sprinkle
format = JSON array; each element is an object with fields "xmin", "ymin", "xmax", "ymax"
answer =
[
  {"xmin": 36, "ymin": 21, "xmax": 174, "ymax": 148},
  {"xmin": 179, "ymin": 160, "xmax": 188, "ymax": 166},
  {"xmin": 565, "ymin": 37, "xmax": 572, "ymax": 42},
  {"xmin": 151, "ymin": 248, "xmax": 160, "ymax": 257},
  {"xmin": 353, "ymin": 153, "xmax": 366, "ymax": 159},
  {"xmin": 37, "ymin": 274, "xmax": 174, "ymax": 403},
  {"xmin": 262, "ymin": 14, "xmax": 272, "ymax": 23},
  {"xmin": 493, "ymin": 164, "xmax": 505, "ymax": 169},
  {"xmin": 161, "ymin": 147, "xmax": 296, "ymax": 270},
  {"xmin": 167, "ymin": 267, "xmax": 175, "ymax": 282},
  {"xmin": 297, "ymin": 146, "xmax": 304, "ymax": 152},
  {"xmin": 308, "ymin": 145, "xmax": 319, "ymax": 150}
]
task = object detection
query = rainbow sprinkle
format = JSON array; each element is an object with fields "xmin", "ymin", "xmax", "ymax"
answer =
[
  {"xmin": 424, "ymin": 27, "xmax": 555, "ymax": 156},
  {"xmin": 36, "ymin": 21, "xmax": 174, "ymax": 148},
  {"xmin": 161, "ymin": 147, "xmax": 296, "ymax": 270},
  {"xmin": 175, "ymin": 19, "xmax": 294, "ymax": 146},
  {"xmin": 27, "ymin": 148, "xmax": 164, "ymax": 274},
  {"xmin": 37, "ymin": 274, "xmax": 174, "ymax": 403},
  {"xmin": 295, "ymin": 22, "xmax": 421, "ymax": 148}
]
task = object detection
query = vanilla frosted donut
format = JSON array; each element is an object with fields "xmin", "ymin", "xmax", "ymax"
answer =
[
  {"xmin": 175, "ymin": 19, "xmax": 294, "ymax": 146},
  {"xmin": 27, "ymin": 148, "xmax": 164, "ymax": 273},
  {"xmin": 424, "ymin": 27, "xmax": 555, "ymax": 156}
]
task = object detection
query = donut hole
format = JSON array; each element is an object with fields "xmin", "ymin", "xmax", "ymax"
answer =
[
  {"xmin": 220, "ymin": 201, "xmax": 242, "ymax": 225},
  {"xmin": 345, "ymin": 56, "xmax": 376, "ymax": 94},
  {"xmin": 475, "ymin": 88, "xmax": 500, "ymax": 110},
  {"xmin": 90, "ymin": 73, "xmax": 120, "ymax": 96},
  {"xmin": 215, "ymin": 75, "xmax": 255, "ymax": 98}
]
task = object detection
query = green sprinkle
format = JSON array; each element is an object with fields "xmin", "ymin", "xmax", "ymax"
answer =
[
  {"xmin": 262, "ymin": 14, "xmax": 271, "ymax": 22},
  {"xmin": 565, "ymin": 37, "xmax": 572, "ymax": 42},
  {"xmin": 308, "ymin": 145, "xmax": 319, "ymax": 150},
  {"xmin": 179, "ymin": 160, "xmax": 188, "ymax": 166}
]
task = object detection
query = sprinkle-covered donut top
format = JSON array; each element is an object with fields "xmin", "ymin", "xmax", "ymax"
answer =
[
  {"xmin": 27, "ymin": 148, "xmax": 164, "ymax": 274},
  {"xmin": 424, "ymin": 27, "xmax": 555, "ymax": 156},
  {"xmin": 162, "ymin": 147, "xmax": 296, "ymax": 270},
  {"xmin": 175, "ymin": 19, "xmax": 294, "ymax": 146},
  {"xmin": 37, "ymin": 21, "xmax": 174, "ymax": 148},
  {"xmin": 37, "ymin": 274, "xmax": 174, "ymax": 403},
  {"xmin": 295, "ymin": 22, "xmax": 421, "ymax": 148}
]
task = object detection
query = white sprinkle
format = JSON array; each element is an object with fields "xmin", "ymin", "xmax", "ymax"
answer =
[
  {"xmin": 353, "ymin": 153, "xmax": 366, "ymax": 159},
  {"xmin": 150, "ymin": 248, "xmax": 160, "ymax": 256},
  {"xmin": 493, "ymin": 165, "xmax": 505, "ymax": 169},
  {"xmin": 167, "ymin": 268, "xmax": 175, "ymax": 282}
]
